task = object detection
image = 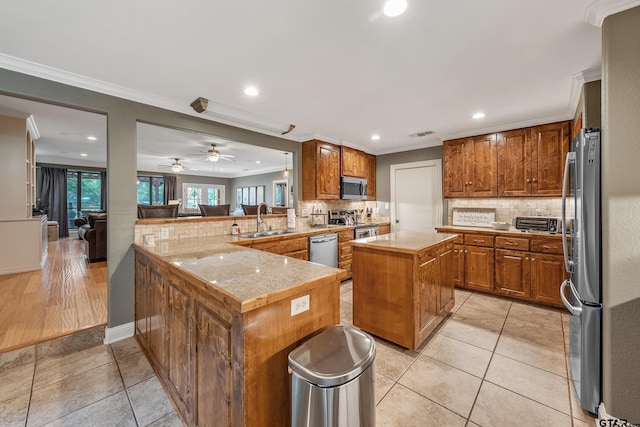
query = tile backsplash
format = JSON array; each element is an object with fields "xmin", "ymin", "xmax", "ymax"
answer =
[{"xmin": 446, "ymin": 197, "xmax": 562, "ymax": 225}]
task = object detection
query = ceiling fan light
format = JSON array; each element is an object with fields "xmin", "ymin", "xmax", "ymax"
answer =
[
  {"xmin": 384, "ymin": 0, "xmax": 407, "ymax": 17},
  {"xmin": 208, "ymin": 150, "xmax": 220, "ymax": 161}
]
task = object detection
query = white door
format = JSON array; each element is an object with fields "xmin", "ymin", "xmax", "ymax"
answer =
[{"xmin": 391, "ymin": 160, "xmax": 443, "ymax": 232}]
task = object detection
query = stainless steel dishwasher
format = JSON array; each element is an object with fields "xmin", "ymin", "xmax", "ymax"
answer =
[{"xmin": 308, "ymin": 233, "xmax": 338, "ymax": 268}]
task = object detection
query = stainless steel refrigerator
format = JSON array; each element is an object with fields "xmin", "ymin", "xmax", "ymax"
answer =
[{"xmin": 560, "ymin": 128, "xmax": 601, "ymax": 414}]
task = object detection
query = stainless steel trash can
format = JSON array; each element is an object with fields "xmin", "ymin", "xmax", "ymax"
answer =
[{"xmin": 288, "ymin": 325, "xmax": 376, "ymax": 427}]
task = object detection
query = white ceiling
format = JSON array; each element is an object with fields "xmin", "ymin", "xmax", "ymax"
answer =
[{"xmin": 0, "ymin": 1, "xmax": 629, "ymax": 162}]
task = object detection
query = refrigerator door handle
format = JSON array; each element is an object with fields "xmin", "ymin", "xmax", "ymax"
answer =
[
  {"xmin": 562, "ymin": 152, "xmax": 575, "ymax": 273},
  {"xmin": 560, "ymin": 279, "xmax": 583, "ymax": 315}
]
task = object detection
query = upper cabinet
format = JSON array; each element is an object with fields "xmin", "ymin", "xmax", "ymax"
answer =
[
  {"xmin": 497, "ymin": 121, "xmax": 570, "ymax": 196},
  {"xmin": 302, "ymin": 140, "xmax": 341, "ymax": 200},
  {"xmin": 365, "ymin": 153, "xmax": 376, "ymax": 200},
  {"xmin": 443, "ymin": 134, "xmax": 497, "ymax": 198},
  {"xmin": 444, "ymin": 120, "xmax": 570, "ymax": 198},
  {"xmin": 302, "ymin": 140, "xmax": 377, "ymax": 201},
  {"xmin": 341, "ymin": 146, "xmax": 367, "ymax": 178}
]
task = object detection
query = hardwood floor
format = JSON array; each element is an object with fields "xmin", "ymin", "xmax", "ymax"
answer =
[{"xmin": 0, "ymin": 237, "xmax": 107, "ymax": 353}]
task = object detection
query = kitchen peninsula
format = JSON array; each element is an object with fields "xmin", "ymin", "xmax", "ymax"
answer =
[
  {"xmin": 133, "ymin": 236, "xmax": 345, "ymax": 427},
  {"xmin": 351, "ymin": 231, "xmax": 457, "ymax": 350}
]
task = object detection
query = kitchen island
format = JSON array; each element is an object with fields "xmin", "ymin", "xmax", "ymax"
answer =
[
  {"xmin": 133, "ymin": 236, "xmax": 345, "ymax": 427},
  {"xmin": 351, "ymin": 231, "xmax": 458, "ymax": 350}
]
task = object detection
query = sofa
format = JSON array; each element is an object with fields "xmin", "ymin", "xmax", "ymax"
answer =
[
  {"xmin": 78, "ymin": 213, "xmax": 107, "ymax": 262},
  {"xmin": 74, "ymin": 210, "xmax": 105, "ymax": 239}
]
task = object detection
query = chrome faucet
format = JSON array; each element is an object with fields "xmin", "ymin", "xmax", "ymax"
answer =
[{"xmin": 256, "ymin": 202, "xmax": 268, "ymax": 232}]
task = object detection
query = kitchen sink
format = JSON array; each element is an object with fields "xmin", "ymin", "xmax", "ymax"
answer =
[{"xmin": 238, "ymin": 229, "xmax": 297, "ymax": 238}]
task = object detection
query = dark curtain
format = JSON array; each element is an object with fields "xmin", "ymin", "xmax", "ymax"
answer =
[
  {"xmin": 41, "ymin": 167, "xmax": 69, "ymax": 237},
  {"xmin": 163, "ymin": 175, "xmax": 177, "ymax": 204},
  {"xmin": 100, "ymin": 170, "xmax": 107, "ymax": 211}
]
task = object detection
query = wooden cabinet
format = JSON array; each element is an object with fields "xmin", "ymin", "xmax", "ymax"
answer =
[
  {"xmin": 445, "ymin": 120, "xmax": 570, "ymax": 198},
  {"xmin": 352, "ymin": 239, "xmax": 455, "ymax": 349},
  {"xmin": 443, "ymin": 134, "xmax": 497, "ymax": 197},
  {"xmin": 250, "ymin": 235, "xmax": 308, "ymax": 260},
  {"xmin": 497, "ymin": 121, "xmax": 570, "ymax": 196},
  {"xmin": 302, "ymin": 140, "xmax": 341, "ymax": 200},
  {"xmin": 337, "ymin": 228, "xmax": 354, "ymax": 280},
  {"xmin": 438, "ymin": 227, "xmax": 566, "ymax": 307},
  {"xmin": 365, "ymin": 153, "xmax": 376, "ymax": 200},
  {"xmin": 341, "ymin": 146, "xmax": 367, "ymax": 177},
  {"xmin": 378, "ymin": 223, "xmax": 391, "ymax": 235}
]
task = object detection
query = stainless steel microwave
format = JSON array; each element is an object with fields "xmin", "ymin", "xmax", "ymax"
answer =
[{"xmin": 340, "ymin": 176, "xmax": 367, "ymax": 200}]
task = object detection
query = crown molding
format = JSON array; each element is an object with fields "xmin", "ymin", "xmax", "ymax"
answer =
[
  {"xmin": 568, "ymin": 66, "xmax": 602, "ymax": 116},
  {"xmin": 0, "ymin": 54, "xmax": 304, "ymax": 142},
  {"xmin": 585, "ymin": 0, "xmax": 640, "ymax": 26},
  {"xmin": 26, "ymin": 114, "xmax": 40, "ymax": 139}
]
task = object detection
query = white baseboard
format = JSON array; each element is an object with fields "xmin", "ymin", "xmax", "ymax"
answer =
[{"xmin": 103, "ymin": 322, "xmax": 135, "ymax": 344}]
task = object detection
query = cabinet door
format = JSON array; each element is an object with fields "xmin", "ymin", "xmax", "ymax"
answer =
[
  {"xmin": 497, "ymin": 128, "xmax": 532, "ymax": 196},
  {"xmin": 135, "ymin": 254, "xmax": 149, "ymax": 340},
  {"xmin": 466, "ymin": 134, "xmax": 497, "ymax": 197},
  {"xmin": 453, "ymin": 244, "xmax": 465, "ymax": 288},
  {"xmin": 302, "ymin": 140, "xmax": 340, "ymax": 200},
  {"xmin": 531, "ymin": 121, "xmax": 570, "ymax": 196},
  {"xmin": 495, "ymin": 249, "xmax": 531, "ymax": 299},
  {"xmin": 195, "ymin": 305, "xmax": 232, "ymax": 427},
  {"xmin": 438, "ymin": 245, "xmax": 455, "ymax": 313},
  {"xmin": 530, "ymin": 253, "xmax": 566, "ymax": 307},
  {"xmin": 317, "ymin": 143, "xmax": 341, "ymax": 199},
  {"xmin": 149, "ymin": 266, "xmax": 168, "ymax": 369},
  {"xmin": 443, "ymin": 139, "xmax": 466, "ymax": 197},
  {"xmin": 168, "ymin": 281, "xmax": 192, "ymax": 418},
  {"xmin": 366, "ymin": 153, "xmax": 376, "ymax": 200},
  {"xmin": 341, "ymin": 146, "xmax": 366, "ymax": 177},
  {"xmin": 464, "ymin": 246, "xmax": 494, "ymax": 291},
  {"xmin": 418, "ymin": 255, "xmax": 439, "ymax": 334}
]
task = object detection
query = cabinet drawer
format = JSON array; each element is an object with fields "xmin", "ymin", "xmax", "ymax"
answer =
[
  {"xmin": 339, "ymin": 243, "xmax": 352, "ymax": 257},
  {"xmin": 530, "ymin": 239, "xmax": 563, "ymax": 254},
  {"xmin": 252, "ymin": 236, "xmax": 307, "ymax": 254},
  {"xmin": 464, "ymin": 234, "xmax": 494, "ymax": 247},
  {"xmin": 337, "ymin": 229, "xmax": 355, "ymax": 242},
  {"xmin": 452, "ymin": 234, "xmax": 464, "ymax": 244},
  {"xmin": 286, "ymin": 249, "xmax": 308, "ymax": 260},
  {"xmin": 495, "ymin": 236, "xmax": 529, "ymax": 251}
]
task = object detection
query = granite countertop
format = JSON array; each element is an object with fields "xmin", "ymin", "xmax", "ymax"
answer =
[
  {"xmin": 133, "ymin": 236, "xmax": 346, "ymax": 312},
  {"xmin": 436, "ymin": 225, "xmax": 563, "ymax": 238},
  {"xmin": 350, "ymin": 231, "xmax": 458, "ymax": 254}
]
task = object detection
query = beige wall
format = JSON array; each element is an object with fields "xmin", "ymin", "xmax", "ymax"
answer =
[
  {"xmin": 602, "ymin": 6, "xmax": 640, "ymax": 421},
  {"xmin": 573, "ymin": 80, "xmax": 602, "ymax": 131},
  {"xmin": 0, "ymin": 115, "xmax": 27, "ymax": 219}
]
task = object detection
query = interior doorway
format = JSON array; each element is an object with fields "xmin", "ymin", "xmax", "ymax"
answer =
[{"xmin": 390, "ymin": 160, "xmax": 443, "ymax": 232}]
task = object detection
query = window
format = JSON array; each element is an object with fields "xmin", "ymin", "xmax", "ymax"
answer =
[
  {"xmin": 236, "ymin": 185, "xmax": 265, "ymax": 208},
  {"xmin": 137, "ymin": 176, "xmax": 165, "ymax": 205},
  {"xmin": 182, "ymin": 183, "xmax": 225, "ymax": 212},
  {"xmin": 67, "ymin": 171, "xmax": 103, "ymax": 229}
]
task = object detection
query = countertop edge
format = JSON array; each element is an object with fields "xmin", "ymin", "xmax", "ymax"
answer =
[
  {"xmin": 435, "ymin": 226, "xmax": 563, "ymax": 239},
  {"xmin": 350, "ymin": 232, "xmax": 458, "ymax": 254}
]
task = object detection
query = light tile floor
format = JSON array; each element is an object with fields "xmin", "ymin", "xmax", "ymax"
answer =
[
  {"xmin": 340, "ymin": 281, "xmax": 598, "ymax": 427},
  {"xmin": 0, "ymin": 283, "xmax": 598, "ymax": 427},
  {"xmin": 0, "ymin": 328, "xmax": 183, "ymax": 427}
]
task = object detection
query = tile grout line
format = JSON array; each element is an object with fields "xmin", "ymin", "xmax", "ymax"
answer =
[{"xmin": 110, "ymin": 343, "xmax": 142, "ymax": 427}]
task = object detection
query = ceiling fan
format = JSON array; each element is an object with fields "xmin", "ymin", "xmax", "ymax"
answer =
[
  {"xmin": 204, "ymin": 144, "xmax": 235, "ymax": 162},
  {"xmin": 157, "ymin": 157, "xmax": 185, "ymax": 173}
]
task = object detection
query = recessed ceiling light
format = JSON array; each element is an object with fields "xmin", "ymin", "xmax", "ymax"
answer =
[
  {"xmin": 472, "ymin": 112, "xmax": 486, "ymax": 119},
  {"xmin": 256, "ymin": 160, "xmax": 261, "ymax": 164},
  {"xmin": 80, "ymin": 153, "xmax": 88, "ymax": 157},
  {"xmin": 244, "ymin": 86, "xmax": 259, "ymax": 96},
  {"xmin": 87, "ymin": 136, "xmax": 97, "ymax": 141},
  {"xmin": 371, "ymin": 134, "xmax": 380, "ymax": 141},
  {"xmin": 384, "ymin": 0, "xmax": 408, "ymax": 17}
]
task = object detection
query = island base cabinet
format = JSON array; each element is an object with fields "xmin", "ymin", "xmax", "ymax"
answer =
[
  {"xmin": 134, "ymin": 250, "xmax": 340, "ymax": 427},
  {"xmin": 352, "ymin": 241, "xmax": 454, "ymax": 350}
]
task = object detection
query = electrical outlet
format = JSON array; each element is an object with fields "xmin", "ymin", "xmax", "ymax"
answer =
[
  {"xmin": 301, "ymin": 208, "xmax": 309, "ymax": 217},
  {"xmin": 160, "ymin": 227, "xmax": 169, "ymax": 240},
  {"xmin": 384, "ymin": 203, "xmax": 389, "ymax": 209},
  {"xmin": 291, "ymin": 295, "xmax": 310, "ymax": 316}
]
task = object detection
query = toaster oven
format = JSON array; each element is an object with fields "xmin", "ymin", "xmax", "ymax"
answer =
[{"xmin": 514, "ymin": 216, "xmax": 561, "ymax": 233}]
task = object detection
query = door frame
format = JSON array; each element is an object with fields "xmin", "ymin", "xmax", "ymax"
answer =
[{"xmin": 390, "ymin": 159, "xmax": 443, "ymax": 232}]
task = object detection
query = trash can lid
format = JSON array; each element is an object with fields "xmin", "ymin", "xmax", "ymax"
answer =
[{"xmin": 288, "ymin": 325, "xmax": 376, "ymax": 387}]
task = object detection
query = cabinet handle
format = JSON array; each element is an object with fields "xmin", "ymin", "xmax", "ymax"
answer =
[
  {"xmin": 532, "ymin": 178, "xmax": 537, "ymax": 183},
  {"xmin": 473, "ymin": 239, "xmax": 484, "ymax": 243},
  {"xmin": 469, "ymin": 181, "xmax": 473, "ymax": 185},
  {"xmin": 465, "ymin": 250, "xmax": 468, "ymax": 253},
  {"xmin": 505, "ymin": 241, "xmax": 516, "ymax": 245},
  {"xmin": 526, "ymin": 257, "xmax": 530, "ymax": 260},
  {"xmin": 543, "ymin": 245, "xmax": 552, "ymax": 249},
  {"xmin": 527, "ymin": 178, "xmax": 532, "ymax": 183}
]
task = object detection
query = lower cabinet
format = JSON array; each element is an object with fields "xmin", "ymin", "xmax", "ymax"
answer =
[
  {"xmin": 337, "ymin": 228, "xmax": 355, "ymax": 280},
  {"xmin": 250, "ymin": 235, "xmax": 308, "ymax": 260},
  {"xmin": 440, "ymin": 227, "xmax": 566, "ymax": 308}
]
